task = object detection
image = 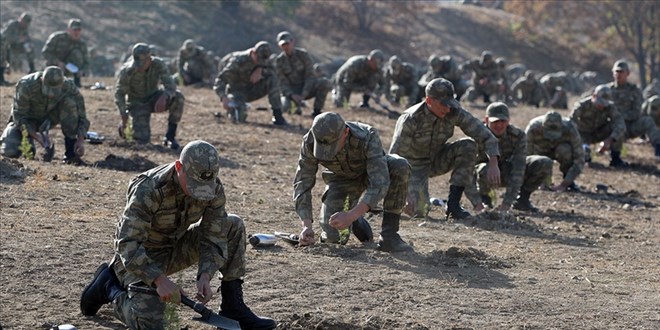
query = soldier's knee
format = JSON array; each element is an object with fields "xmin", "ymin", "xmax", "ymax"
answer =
[
  {"xmin": 456, "ymin": 139, "xmax": 477, "ymax": 154},
  {"xmin": 387, "ymin": 154, "xmax": 410, "ymax": 173},
  {"xmin": 1, "ymin": 145, "xmax": 21, "ymax": 158},
  {"xmin": 227, "ymin": 214, "xmax": 245, "ymax": 231}
]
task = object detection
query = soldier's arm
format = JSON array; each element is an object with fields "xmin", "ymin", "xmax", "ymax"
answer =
[
  {"xmin": 293, "ymin": 135, "xmax": 319, "ymax": 222},
  {"xmin": 66, "ymin": 82, "xmax": 90, "ymax": 138},
  {"xmin": 156, "ymin": 60, "xmax": 177, "ymax": 96},
  {"xmin": 114, "ymin": 68, "xmax": 129, "ymax": 118},
  {"xmin": 503, "ymin": 132, "xmax": 527, "ymax": 206},
  {"xmin": 361, "ymin": 129, "xmax": 391, "ymax": 209},
  {"xmin": 389, "ymin": 114, "xmax": 414, "ymax": 155},
  {"xmin": 197, "ymin": 183, "xmax": 229, "ymax": 281},
  {"xmin": 608, "ymin": 105, "xmax": 626, "ymax": 142},
  {"xmin": 177, "ymin": 49, "xmax": 186, "ymax": 74},
  {"xmin": 458, "ymin": 108, "xmax": 500, "ymax": 157},
  {"xmin": 114, "ymin": 177, "xmax": 165, "ymax": 286},
  {"xmin": 275, "ymin": 56, "xmax": 293, "ymax": 98},
  {"xmin": 80, "ymin": 42, "xmax": 90, "ymax": 72},
  {"xmin": 214, "ymin": 59, "xmax": 240, "ymax": 99},
  {"xmin": 41, "ymin": 33, "xmax": 59, "ymax": 64},
  {"xmin": 300, "ymin": 51, "xmax": 316, "ymax": 98},
  {"xmin": 12, "ymin": 81, "xmax": 37, "ymax": 133},
  {"xmin": 563, "ymin": 123, "xmax": 585, "ymax": 183}
]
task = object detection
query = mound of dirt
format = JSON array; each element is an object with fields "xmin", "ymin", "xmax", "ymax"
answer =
[
  {"xmin": 0, "ymin": 157, "xmax": 30, "ymax": 179},
  {"xmin": 93, "ymin": 154, "xmax": 158, "ymax": 172},
  {"xmin": 425, "ymin": 246, "xmax": 513, "ymax": 269},
  {"xmin": 279, "ymin": 312, "xmax": 431, "ymax": 330}
]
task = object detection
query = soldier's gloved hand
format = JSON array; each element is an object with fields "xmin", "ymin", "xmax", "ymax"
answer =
[
  {"xmin": 598, "ymin": 139, "xmax": 612, "ymax": 154},
  {"xmin": 118, "ymin": 116, "xmax": 128, "ymax": 139},
  {"xmin": 486, "ymin": 160, "xmax": 501, "ymax": 187}
]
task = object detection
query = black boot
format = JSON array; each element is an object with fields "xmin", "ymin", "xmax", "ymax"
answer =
[
  {"xmin": 29, "ymin": 61, "xmax": 36, "ymax": 74},
  {"xmin": 360, "ymin": 94, "xmax": 371, "ymax": 108},
  {"xmin": 446, "ymin": 185, "xmax": 471, "ymax": 220},
  {"xmin": 219, "ymin": 280, "xmax": 277, "ymax": 330},
  {"xmin": 0, "ymin": 67, "xmax": 7, "ymax": 86},
  {"xmin": 352, "ymin": 216, "xmax": 373, "ymax": 242},
  {"xmin": 481, "ymin": 194, "xmax": 493, "ymax": 209},
  {"xmin": 62, "ymin": 137, "xmax": 78, "ymax": 164},
  {"xmin": 271, "ymin": 108, "xmax": 288, "ymax": 126},
  {"xmin": 609, "ymin": 150, "xmax": 628, "ymax": 168},
  {"xmin": 163, "ymin": 123, "xmax": 180, "ymax": 150},
  {"xmin": 80, "ymin": 263, "xmax": 124, "ymax": 316},
  {"xmin": 512, "ymin": 189, "xmax": 539, "ymax": 212},
  {"xmin": 74, "ymin": 75, "xmax": 81, "ymax": 88},
  {"xmin": 377, "ymin": 212, "xmax": 414, "ymax": 252},
  {"xmin": 311, "ymin": 108, "xmax": 322, "ymax": 118},
  {"xmin": 654, "ymin": 144, "xmax": 660, "ymax": 158}
]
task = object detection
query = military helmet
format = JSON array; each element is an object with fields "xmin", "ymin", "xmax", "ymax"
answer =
[
  {"xmin": 132, "ymin": 43, "xmax": 152, "ymax": 67},
  {"xmin": 19, "ymin": 12, "xmax": 31, "ymax": 24},
  {"xmin": 481, "ymin": 50, "xmax": 493, "ymax": 62},
  {"xmin": 253, "ymin": 41, "xmax": 272, "ymax": 63},
  {"xmin": 183, "ymin": 39, "xmax": 196, "ymax": 50},
  {"xmin": 428, "ymin": 54, "xmax": 441, "ymax": 69},
  {"xmin": 425, "ymin": 78, "xmax": 460, "ymax": 109},
  {"xmin": 388, "ymin": 55, "xmax": 402, "ymax": 71},
  {"xmin": 368, "ymin": 49, "xmax": 385, "ymax": 69}
]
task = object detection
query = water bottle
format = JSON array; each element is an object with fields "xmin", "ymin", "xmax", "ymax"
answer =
[
  {"xmin": 430, "ymin": 198, "xmax": 445, "ymax": 206},
  {"xmin": 248, "ymin": 234, "xmax": 277, "ymax": 247}
]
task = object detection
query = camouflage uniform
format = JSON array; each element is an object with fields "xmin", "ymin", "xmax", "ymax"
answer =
[
  {"xmin": 177, "ymin": 41, "xmax": 213, "ymax": 85},
  {"xmin": 333, "ymin": 53, "xmax": 386, "ymax": 107},
  {"xmin": 275, "ymin": 47, "xmax": 332, "ymax": 115},
  {"xmin": 607, "ymin": 80, "xmax": 660, "ymax": 149},
  {"xmin": 511, "ymin": 72, "xmax": 548, "ymax": 107},
  {"xmin": 0, "ymin": 69, "xmax": 89, "ymax": 158},
  {"xmin": 465, "ymin": 123, "xmax": 553, "ymax": 208},
  {"xmin": 110, "ymin": 162, "xmax": 246, "ymax": 329},
  {"xmin": 115, "ymin": 51, "xmax": 185, "ymax": 144},
  {"xmin": 540, "ymin": 72, "xmax": 570, "ymax": 109},
  {"xmin": 642, "ymin": 79, "xmax": 659, "ymax": 100},
  {"xmin": 462, "ymin": 51, "xmax": 505, "ymax": 103},
  {"xmin": 294, "ymin": 120, "xmax": 410, "ymax": 243},
  {"xmin": 383, "ymin": 56, "xmax": 419, "ymax": 107},
  {"xmin": 1, "ymin": 14, "xmax": 35, "ymax": 73},
  {"xmin": 643, "ymin": 95, "xmax": 660, "ymax": 127},
  {"xmin": 213, "ymin": 43, "xmax": 283, "ymax": 123},
  {"xmin": 526, "ymin": 112, "xmax": 585, "ymax": 184},
  {"xmin": 389, "ymin": 101, "xmax": 499, "ymax": 216},
  {"xmin": 570, "ymin": 96, "xmax": 626, "ymax": 145},
  {"xmin": 42, "ymin": 31, "xmax": 89, "ymax": 79}
]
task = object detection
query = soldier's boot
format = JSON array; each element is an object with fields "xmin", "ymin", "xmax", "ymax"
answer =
[
  {"xmin": 566, "ymin": 182, "xmax": 581, "ymax": 192},
  {"xmin": 352, "ymin": 216, "xmax": 373, "ymax": 243},
  {"xmin": 360, "ymin": 94, "xmax": 371, "ymax": 108},
  {"xmin": 62, "ymin": 137, "xmax": 79, "ymax": 164},
  {"xmin": 271, "ymin": 108, "xmax": 288, "ymax": 126},
  {"xmin": 74, "ymin": 75, "xmax": 81, "ymax": 88},
  {"xmin": 28, "ymin": 61, "xmax": 36, "ymax": 74},
  {"xmin": 311, "ymin": 108, "xmax": 322, "ymax": 118},
  {"xmin": 163, "ymin": 123, "xmax": 180, "ymax": 150},
  {"xmin": 0, "ymin": 67, "xmax": 7, "ymax": 86},
  {"xmin": 654, "ymin": 144, "xmax": 660, "ymax": 158},
  {"xmin": 583, "ymin": 144, "xmax": 592, "ymax": 163},
  {"xmin": 481, "ymin": 194, "xmax": 493, "ymax": 209},
  {"xmin": 80, "ymin": 262, "xmax": 123, "ymax": 316},
  {"xmin": 446, "ymin": 185, "xmax": 471, "ymax": 220},
  {"xmin": 219, "ymin": 280, "xmax": 277, "ymax": 330},
  {"xmin": 377, "ymin": 212, "xmax": 414, "ymax": 253},
  {"xmin": 512, "ymin": 189, "xmax": 539, "ymax": 213},
  {"xmin": 609, "ymin": 150, "xmax": 629, "ymax": 168}
]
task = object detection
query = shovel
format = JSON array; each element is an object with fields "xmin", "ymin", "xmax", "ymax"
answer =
[{"xmin": 128, "ymin": 284, "xmax": 241, "ymax": 330}]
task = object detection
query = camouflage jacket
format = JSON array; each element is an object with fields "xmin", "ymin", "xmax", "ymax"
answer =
[
  {"xmin": 114, "ymin": 57, "xmax": 176, "ymax": 115},
  {"xmin": 1, "ymin": 19, "xmax": 31, "ymax": 50},
  {"xmin": 467, "ymin": 59, "xmax": 502, "ymax": 84},
  {"xmin": 383, "ymin": 62, "xmax": 418, "ymax": 99},
  {"xmin": 213, "ymin": 49, "xmax": 274, "ymax": 99},
  {"xmin": 11, "ymin": 71, "xmax": 88, "ymax": 137},
  {"xmin": 389, "ymin": 102, "xmax": 500, "ymax": 168},
  {"xmin": 570, "ymin": 97, "xmax": 626, "ymax": 142},
  {"xmin": 526, "ymin": 115, "xmax": 584, "ymax": 182},
  {"xmin": 476, "ymin": 124, "xmax": 527, "ymax": 205},
  {"xmin": 41, "ymin": 31, "xmax": 89, "ymax": 71},
  {"xmin": 114, "ymin": 163, "xmax": 229, "ymax": 285},
  {"xmin": 177, "ymin": 46, "xmax": 211, "ymax": 74},
  {"xmin": 275, "ymin": 47, "xmax": 316, "ymax": 98},
  {"xmin": 511, "ymin": 77, "xmax": 546, "ymax": 99},
  {"xmin": 335, "ymin": 55, "xmax": 386, "ymax": 95},
  {"xmin": 606, "ymin": 81, "xmax": 643, "ymax": 122},
  {"xmin": 294, "ymin": 122, "xmax": 390, "ymax": 221}
]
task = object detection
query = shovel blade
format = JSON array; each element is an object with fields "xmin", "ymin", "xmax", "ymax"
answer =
[{"xmin": 193, "ymin": 314, "xmax": 241, "ymax": 330}]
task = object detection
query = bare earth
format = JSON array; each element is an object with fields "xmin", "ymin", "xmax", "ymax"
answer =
[{"xmin": 0, "ymin": 75, "xmax": 659, "ymax": 330}]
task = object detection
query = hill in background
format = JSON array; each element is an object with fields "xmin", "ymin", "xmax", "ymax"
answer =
[{"xmin": 1, "ymin": 0, "xmax": 622, "ymax": 83}]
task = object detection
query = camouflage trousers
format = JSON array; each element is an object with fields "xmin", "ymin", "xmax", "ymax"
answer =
[
  {"xmin": 518, "ymin": 86, "xmax": 546, "ymax": 107},
  {"xmin": 46, "ymin": 47, "xmax": 85, "ymax": 77},
  {"xmin": 0, "ymin": 97, "xmax": 86, "ymax": 157},
  {"xmin": 226, "ymin": 73, "xmax": 282, "ymax": 122},
  {"xmin": 111, "ymin": 214, "xmax": 247, "ymax": 330},
  {"xmin": 389, "ymin": 81, "xmax": 420, "ymax": 107},
  {"xmin": 128, "ymin": 90, "xmax": 185, "ymax": 144},
  {"xmin": 182, "ymin": 59, "xmax": 210, "ymax": 85},
  {"xmin": 463, "ymin": 81, "xmax": 501, "ymax": 102},
  {"xmin": 319, "ymin": 154, "xmax": 410, "ymax": 243},
  {"xmin": 333, "ymin": 78, "xmax": 380, "ymax": 107},
  {"xmin": 613, "ymin": 116, "xmax": 660, "ymax": 150},
  {"xmin": 407, "ymin": 138, "xmax": 477, "ymax": 216},
  {"xmin": 280, "ymin": 78, "xmax": 332, "ymax": 113},
  {"xmin": 466, "ymin": 155, "xmax": 553, "ymax": 206},
  {"xmin": 538, "ymin": 142, "xmax": 576, "ymax": 178},
  {"xmin": 578, "ymin": 121, "xmax": 620, "ymax": 145}
]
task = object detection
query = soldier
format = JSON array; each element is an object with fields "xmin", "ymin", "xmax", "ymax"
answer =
[
  {"xmin": 540, "ymin": 72, "xmax": 570, "ymax": 109},
  {"xmin": 525, "ymin": 111, "xmax": 584, "ymax": 192},
  {"xmin": 293, "ymin": 112, "xmax": 413, "ymax": 252},
  {"xmin": 88, "ymin": 47, "xmax": 116, "ymax": 77},
  {"xmin": 332, "ymin": 49, "xmax": 386, "ymax": 109},
  {"xmin": 177, "ymin": 39, "xmax": 214, "ymax": 86},
  {"xmin": 0, "ymin": 66, "xmax": 89, "ymax": 164},
  {"xmin": 0, "ymin": 29, "xmax": 7, "ymax": 85},
  {"xmin": 115, "ymin": 43, "xmax": 185, "ymax": 150},
  {"xmin": 462, "ymin": 50, "xmax": 506, "ymax": 104},
  {"xmin": 570, "ymin": 84, "xmax": 626, "ymax": 165},
  {"xmin": 389, "ymin": 78, "xmax": 501, "ymax": 219},
  {"xmin": 642, "ymin": 78, "xmax": 659, "ymax": 100},
  {"xmin": 383, "ymin": 55, "xmax": 419, "ymax": 107},
  {"xmin": 606, "ymin": 60, "xmax": 660, "ymax": 162},
  {"xmin": 643, "ymin": 95, "xmax": 660, "ymax": 127},
  {"xmin": 465, "ymin": 102, "xmax": 553, "ymax": 212},
  {"xmin": 214, "ymin": 41, "xmax": 288, "ymax": 125},
  {"xmin": 42, "ymin": 19, "xmax": 89, "ymax": 87},
  {"xmin": 511, "ymin": 71, "xmax": 548, "ymax": 108},
  {"xmin": 79, "ymin": 140, "xmax": 276, "ymax": 330},
  {"xmin": 274, "ymin": 31, "xmax": 332, "ymax": 118},
  {"xmin": 418, "ymin": 54, "xmax": 468, "ymax": 101},
  {"xmin": 1, "ymin": 12, "xmax": 35, "ymax": 74}
]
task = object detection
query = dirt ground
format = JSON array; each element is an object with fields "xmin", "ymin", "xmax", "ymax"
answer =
[{"xmin": 0, "ymin": 74, "xmax": 659, "ymax": 330}]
